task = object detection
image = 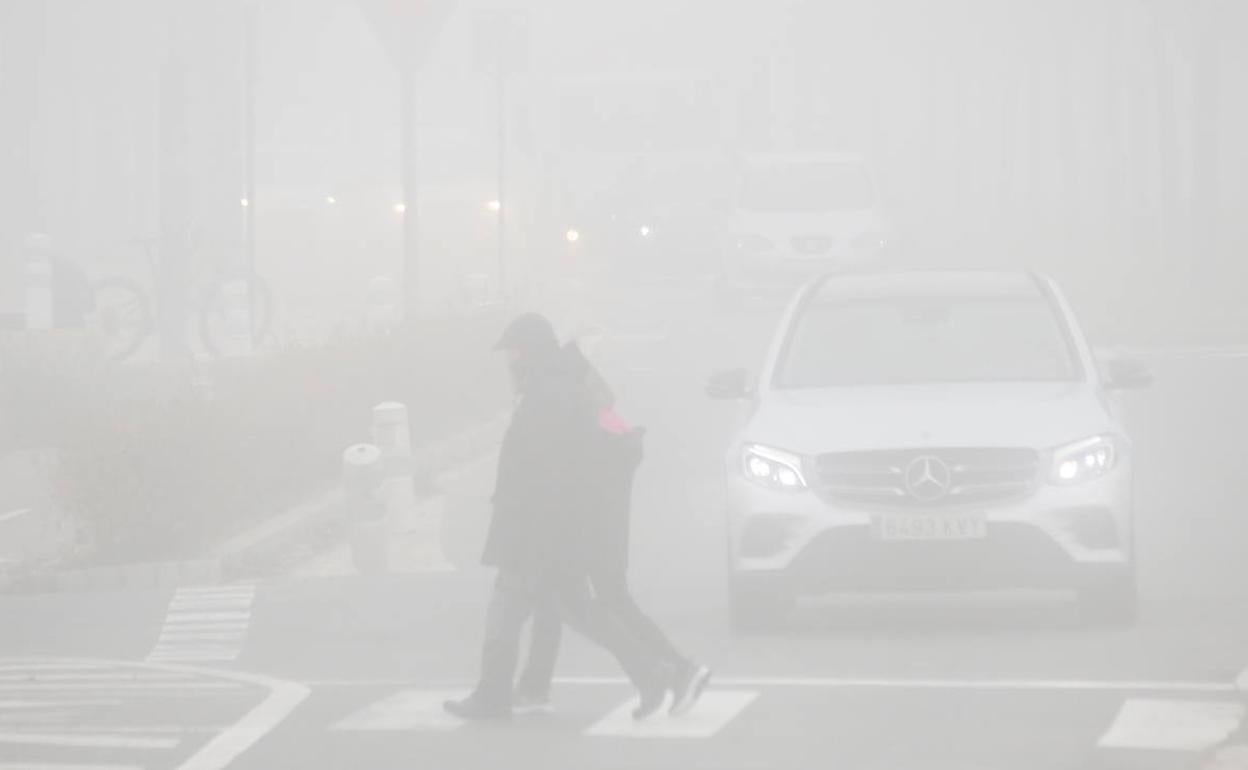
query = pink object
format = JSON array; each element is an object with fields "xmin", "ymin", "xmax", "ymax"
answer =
[{"xmin": 598, "ymin": 408, "xmax": 631, "ymax": 435}]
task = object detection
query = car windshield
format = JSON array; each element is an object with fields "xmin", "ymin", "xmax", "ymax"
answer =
[
  {"xmin": 776, "ymin": 295, "xmax": 1081, "ymax": 387},
  {"xmin": 739, "ymin": 162, "xmax": 875, "ymax": 212}
]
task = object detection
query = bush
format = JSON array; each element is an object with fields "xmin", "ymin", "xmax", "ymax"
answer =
[{"xmin": 0, "ymin": 314, "xmax": 510, "ymax": 565}]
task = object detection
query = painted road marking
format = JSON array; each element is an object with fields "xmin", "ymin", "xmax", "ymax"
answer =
[
  {"xmin": 0, "ymin": 700, "xmax": 123, "ymax": 709},
  {"xmin": 584, "ymin": 690, "xmax": 759, "ymax": 739},
  {"xmin": 174, "ymin": 669, "xmax": 309, "ymax": 770},
  {"xmin": 159, "ymin": 623, "xmax": 249, "ymax": 634},
  {"xmin": 0, "ymin": 664, "xmax": 109, "ymax": 673},
  {"xmin": 0, "ymin": 682, "xmax": 241, "ymax": 693},
  {"xmin": 1098, "ymin": 699, "xmax": 1245, "ymax": 751},
  {"xmin": 332, "ymin": 690, "xmax": 466, "ymax": 732},
  {"xmin": 169, "ymin": 598, "xmax": 254, "ymax": 609},
  {"xmin": 163, "ymin": 612, "xmax": 251, "ymax": 623},
  {"xmin": 0, "ymin": 509, "xmax": 33, "ymax": 525},
  {"xmin": 0, "ymin": 672, "xmax": 194, "ymax": 683},
  {"xmin": 556, "ymin": 675, "xmax": 1241, "ymax": 694},
  {"xmin": 149, "ymin": 586, "xmax": 255, "ymax": 664},
  {"xmin": 0, "ymin": 731, "xmax": 180, "ymax": 749},
  {"xmin": 308, "ymin": 675, "xmax": 1238, "ymax": 695},
  {"xmin": 1124, "ymin": 345, "xmax": 1248, "ymax": 360},
  {"xmin": 0, "ymin": 658, "xmax": 309, "ymax": 770},
  {"xmin": 158, "ymin": 633, "xmax": 246, "ymax": 643},
  {"xmin": 0, "ymin": 765, "xmax": 143, "ymax": 770}
]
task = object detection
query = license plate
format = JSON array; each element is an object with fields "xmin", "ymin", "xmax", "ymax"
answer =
[{"xmin": 874, "ymin": 512, "xmax": 987, "ymax": 542}]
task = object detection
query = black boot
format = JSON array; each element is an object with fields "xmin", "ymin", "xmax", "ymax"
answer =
[{"xmin": 444, "ymin": 694, "xmax": 512, "ymax": 721}]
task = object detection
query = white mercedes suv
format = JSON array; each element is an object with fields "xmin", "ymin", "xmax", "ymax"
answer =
[{"xmin": 707, "ymin": 271, "xmax": 1153, "ymax": 631}]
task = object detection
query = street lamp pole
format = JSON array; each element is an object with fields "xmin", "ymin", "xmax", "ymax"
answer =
[
  {"xmin": 495, "ymin": 66, "xmax": 507, "ymax": 304},
  {"xmin": 243, "ymin": 0, "xmax": 257, "ymax": 277},
  {"xmin": 399, "ymin": 61, "xmax": 419, "ymax": 318}
]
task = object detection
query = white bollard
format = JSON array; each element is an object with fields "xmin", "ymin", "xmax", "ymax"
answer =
[
  {"xmin": 370, "ymin": 402, "xmax": 452, "ymax": 572},
  {"xmin": 220, "ymin": 279, "xmax": 254, "ymax": 356},
  {"xmin": 342, "ymin": 443, "xmax": 386, "ymax": 574},
  {"xmin": 23, "ymin": 256, "xmax": 54, "ymax": 331}
]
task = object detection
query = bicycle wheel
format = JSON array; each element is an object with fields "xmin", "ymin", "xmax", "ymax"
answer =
[{"xmin": 90, "ymin": 277, "xmax": 154, "ymax": 362}]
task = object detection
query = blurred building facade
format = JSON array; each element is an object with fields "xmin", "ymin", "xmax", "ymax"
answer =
[{"xmin": 3, "ymin": 0, "xmax": 1246, "ymax": 340}]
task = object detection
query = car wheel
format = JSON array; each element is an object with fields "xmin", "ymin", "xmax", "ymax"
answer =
[
  {"xmin": 729, "ymin": 577, "xmax": 792, "ymax": 634},
  {"xmin": 1078, "ymin": 568, "xmax": 1138, "ymax": 628}
]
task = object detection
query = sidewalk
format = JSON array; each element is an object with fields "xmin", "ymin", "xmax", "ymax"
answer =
[{"xmin": 0, "ymin": 449, "xmax": 76, "ymax": 578}]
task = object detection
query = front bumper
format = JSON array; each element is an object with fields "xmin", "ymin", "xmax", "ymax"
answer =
[{"xmin": 726, "ymin": 467, "xmax": 1133, "ymax": 595}]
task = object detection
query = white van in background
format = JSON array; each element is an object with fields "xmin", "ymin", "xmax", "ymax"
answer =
[{"xmin": 715, "ymin": 153, "xmax": 889, "ymax": 309}]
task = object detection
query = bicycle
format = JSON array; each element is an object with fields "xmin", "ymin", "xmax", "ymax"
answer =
[{"xmin": 89, "ymin": 238, "xmax": 275, "ymax": 362}]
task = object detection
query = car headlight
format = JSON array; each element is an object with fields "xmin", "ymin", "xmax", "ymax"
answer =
[
  {"xmin": 742, "ymin": 444, "xmax": 807, "ymax": 490},
  {"xmin": 1049, "ymin": 435, "xmax": 1119, "ymax": 485},
  {"xmin": 736, "ymin": 234, "xmax": 773, "ymax": 254}
]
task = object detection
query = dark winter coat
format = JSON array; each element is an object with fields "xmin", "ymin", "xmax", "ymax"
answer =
[
  {"xmin": 482, "ymin": 342, "xmax": 644, "ymax": 577},
  {"xmin": 482, "ymin": 344, "xmax": 599, "ymax": 575}
]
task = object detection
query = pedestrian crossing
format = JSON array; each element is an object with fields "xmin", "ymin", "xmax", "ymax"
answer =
[
  {"xmin": 324, "ymin": 683, "xmax": 1248, "ymax": 753},
  {"xmin": 331, "ymin": 687, "xmax": 759, "ymax": 739},
  {"xmin": 146, "ymin": 583, "xmax": 255, "ymax": 664},
  {"xmin": 0, "ymin": 659, "xmax": 268, "ymax": 770},
  {"xmin": 1098, "ymin": 698, "xmax": 1245, "ymax": 751}
]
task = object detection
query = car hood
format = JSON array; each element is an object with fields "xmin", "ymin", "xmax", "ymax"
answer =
[{"xmin": 744, "ymin": 383, "xmax": 1115, "ymax": 455}]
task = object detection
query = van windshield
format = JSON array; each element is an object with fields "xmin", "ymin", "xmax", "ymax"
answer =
[{"xmin": 739, "ymin": 162, "xmax": 875, "ymax": 213}]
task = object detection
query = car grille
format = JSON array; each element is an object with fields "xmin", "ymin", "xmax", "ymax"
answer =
[
  {"xmin": 791, "ymin": 235, "xmax": 835, "ymax": 255},
  {"xmin": 814, "ymin": 448, "xmax": 1041, "ymax": 508}
]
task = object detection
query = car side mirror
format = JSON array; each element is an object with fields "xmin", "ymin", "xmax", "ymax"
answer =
[
  {"xmin": 1104, "ymin": 356, "xmax": 1153, "ymax": 391},
  {"xmin": 707, "ymin": 368, "xmax": 752, "ymax": 400}
]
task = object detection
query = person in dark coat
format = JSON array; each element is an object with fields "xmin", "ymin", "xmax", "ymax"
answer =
[
  {"xmin": 444, "ymin": 313, "xmax": 671, "ymax": 721},
  {"xmin": 512, "ymin": 343, "xmax": 712, "ymax": 717}
]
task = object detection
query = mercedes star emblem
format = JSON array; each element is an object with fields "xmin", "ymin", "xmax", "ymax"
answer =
[{"xmin": 904, "ymin": 455, "xmax": 953, "ymax": 502}]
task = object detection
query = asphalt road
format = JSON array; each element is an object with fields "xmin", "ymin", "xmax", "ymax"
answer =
[{"xmin": 1, "ymin": 277, "xmax": 1247, "ymax": 770}]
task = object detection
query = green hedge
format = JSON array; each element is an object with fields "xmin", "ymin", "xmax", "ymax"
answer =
[{"xmin": 0, "ymin": 314, "xmax": 509, "ymax": 565}]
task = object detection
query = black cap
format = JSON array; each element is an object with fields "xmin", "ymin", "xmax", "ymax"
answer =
[{"xmin": 494, "ymin": 312, "xmax": 559, "ymax": 355}]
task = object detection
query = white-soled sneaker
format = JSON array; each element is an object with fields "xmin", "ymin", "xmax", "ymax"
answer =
[{"xmin": 513, "ymin": 692, "xmax": 555, "ymax": 716}]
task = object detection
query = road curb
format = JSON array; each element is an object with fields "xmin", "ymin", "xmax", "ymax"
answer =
[
  {"xmin": 0, "ymin": 411, "xmax": 511, "ymax": 595},
  {"xmin": 1199, "ymin": 671, "xmax": 1248, "ymax": 770}
]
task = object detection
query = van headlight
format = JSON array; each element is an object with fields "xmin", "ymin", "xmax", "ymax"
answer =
[
  {"xmin": 1049, "ymin": 436, "xmax": 1119, "ymax": 485},
  {"xmin": 852, "ymin": 230, "xmax": 887, "ymax": 251},
  {"xmin": 743, "ymin": 445, "xmax": 807, "ymax": 490},
  {"xmin": 736, "ymin": 234, "xmax": 773, "ymax": 254}
]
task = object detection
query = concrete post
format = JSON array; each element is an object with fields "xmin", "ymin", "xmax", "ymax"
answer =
[
  {"xmin": 365, "ymin": 275, "xmax": 402, "ymax": 332},
  {"xmin": 342, "ymin": 443, "xmax": 386, "ymax": 574},
  {"xmin": 220, "ymin": 279, "xmax": 254, "ymax": 356}
]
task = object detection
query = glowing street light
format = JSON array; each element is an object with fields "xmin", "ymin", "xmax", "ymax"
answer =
[
  {"xmin": 394, "ymin": 202, "xmax": 407, "ymax": 214},
  {"xmin": 639, "ymin": 225, "xmax": 652, "ymax": 238},
  {"xmin": 486, "ymin": 199, "xmax": 502, "ymax": 213},
  {"xmin": 326, "ymin": 196, "xmax": 337, "ymax": 205},
  {"xmin": 565, "ymin": 228, "xmax": 580, "ymax": 243},
  {"xmin": 240, "ymin": 198, "xmax": 250, "ymax": 208}
]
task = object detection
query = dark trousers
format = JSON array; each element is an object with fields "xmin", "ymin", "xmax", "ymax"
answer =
[
  {"xmin": 517, "ymin": 569, "xmax": 690, "ymax": 698},
  {"xmin": 473, "ymin": 569, "xmax": 659, "ymax": 706}
]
